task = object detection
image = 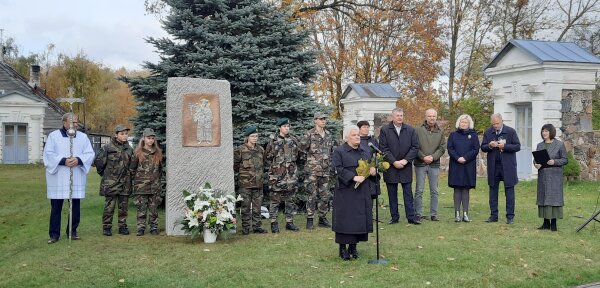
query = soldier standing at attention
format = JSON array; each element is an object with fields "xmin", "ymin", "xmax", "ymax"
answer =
[
  {"xmin": 95, "ymin": 124, "xmax": 134, "ymax": 236},
  {"xmin": 265, "ymin": 118, "xmax": 301, "ymax": 233},
  {"xmin": 234, "ymin": 126, "xmax": 268, "ymax": 235},
  {"xmin": 130, "ymin": 128, "xmax": 163, "ymax": 236},
  {"xmin": 301, "ymin": 112, "xmax": 336, "ymax": 229}
]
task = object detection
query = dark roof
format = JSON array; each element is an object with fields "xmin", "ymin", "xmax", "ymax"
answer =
[
  {"xmin": 0, "ymin": 62, "xmax": 66, "ymax": 115},
  {"xmin": 485, "ymin": 39, "xmax": 600, "ymax": 70},
  {"xmin": 341, "ymin": 83, "xmax": 400, "ymax": 99}
]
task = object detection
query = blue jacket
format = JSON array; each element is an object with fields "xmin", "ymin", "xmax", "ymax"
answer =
[{"xmin": 447, "ymin": 129, "xmax": 479, "ymax": 189}]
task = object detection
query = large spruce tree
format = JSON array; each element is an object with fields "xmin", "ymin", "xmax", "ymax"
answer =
[{"xmin": 122, "ymin": 0, "xmax": 322, "ymax": 146}]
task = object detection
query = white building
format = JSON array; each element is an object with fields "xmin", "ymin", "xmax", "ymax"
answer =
[
  {"xmin": 340, "ymin": 83, "xmax": 400, "ymax": 136},
  {"xmin": 0, "ymin": 63, "xmax": 65, "ymax": 164},
  {"xmin": 484, "ymin": 39, "xmax": 600, "ymax": 179}
]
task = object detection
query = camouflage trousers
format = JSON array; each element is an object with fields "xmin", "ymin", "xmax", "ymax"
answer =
[
  {"xmin": 239, "ymin": 187, "xmax": 263, "ymax": 230},
  {"xmin": 269, "ymin": 190, "xmax": 296, "ymax": 223},
  {"xmin": 134, "ymin": 194, "xmax": 162, "ymax": 231},
  {"xmin": 103, "ymin": 195, "xmax": 129, "ymax": 229},
  {"xmin": 306, "ymin": 175, "xmax": 331, "ymax": 218}
]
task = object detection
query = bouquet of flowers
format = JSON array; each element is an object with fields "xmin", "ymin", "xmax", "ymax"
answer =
[
  {"xmin": 177, "ymin": 182, "xmax": 242, "ymax": 239},
  {"xmin": 355, "ymin": 153, "xmax": 390, "ymax": 188}
]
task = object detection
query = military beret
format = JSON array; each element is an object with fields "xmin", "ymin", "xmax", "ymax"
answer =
[
  {"xmin": 115, "ymin": 124, "xmax": 130, "ymax": 133},
  {"xmin": 243, "ymin": 126, "xmax": 258, "ymax": 136},
  {"xmin": 275, "ymin": 118, "xmax": 289, "ymax": 127},
  {"xmin": 313, "ymin": 112, "xmax": 328, "ymax": 119},
  {"xmin": 142, "ymin": 128, "xmax": 156, "ymax": 137}
]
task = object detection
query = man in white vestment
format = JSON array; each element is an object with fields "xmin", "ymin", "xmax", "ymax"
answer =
[{"xmin": 43, "ymin": 113, "xmax": 95, "ymax": 244}]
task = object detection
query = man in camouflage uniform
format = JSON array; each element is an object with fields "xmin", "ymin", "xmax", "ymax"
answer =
[
  {"xmin": 265, "ymin": 118, "xmax": 302, "ymax": 233},
  {"xmin": 300, "ymin": 112, "xmax": 336, "ymax": 229},
  {"xmin": 234, "ymin": 126, "xmax": 268, "ymax": 235},
  {"xmin": 95, "ymin": 124, "xmax": 134, "ymax": 236}
]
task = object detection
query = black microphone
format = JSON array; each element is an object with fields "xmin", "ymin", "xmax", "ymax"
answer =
[{"xmin": 368, "ymin": 142, "xmax": 383, "ymax": 154}]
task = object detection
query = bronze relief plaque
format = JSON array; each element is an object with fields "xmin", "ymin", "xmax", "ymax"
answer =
[{"xmin": 182, "ymin": 93, "xmax": 221, "ymax": 147}]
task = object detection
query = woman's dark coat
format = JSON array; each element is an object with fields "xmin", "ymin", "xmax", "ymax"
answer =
[
  {"xmin": 331, "ymin": 143, "xmax": 374, "ymax": 235},
  {"xmin": 447, "ymin": 128, "xmax": 480, "ymax": 189},
  {"xmin": 535, "ymin": 139, "xmax": 568, "ymax": 206}
]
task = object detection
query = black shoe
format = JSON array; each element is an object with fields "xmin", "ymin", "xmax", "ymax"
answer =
[
  {"xmin": 306, "ymin": 218, "xmax": 314, "ymax": 230},
  {"xmin": 47, "ymin": 238, "xmax": 59, "ymax": 244},
  {"xmin": 538, "ymin": 219, "xmax": 550, "ymax": 230},
  {"xmin": 271, "ymin": 222, "xmax": 279, "ymax": 233},
  {"xmin": 408, "ymin": 218, "xmax": 421, "ymax": 225},
  {"xmin": 506, "ymin": 218, "xmax": 514, "ymax": 225},
  {"xmin": 118, "ymin": 227, "xmax": 130, "ymax": 235},
  {"xmin": 348, "ymin": 244, "xmax": 359, "ymax": 259},
  {"xmin": 415, "ymin": 214, "xmax": 422, "ymax": 221},
  {"xmin": 66, "ymin": 231, "xmax": 80, "ymax": 240},
  {"xmin": 339, "ymin": 244, "xmax": 350, "ymax": 261},
  {"xmin": 137, "ymin": 229, "xmax": 145, "ymax": 236},
  {"xmin": 253, "ymin": 227, "xmax": 268, "ymax": 234},
  {"xmin": 485, "ymin": 217, "xmax": 498, "ymax": 223},
  {"xmin": 242, "ymin": 228, "xmax": 250, "ymax": 235},
  {"xmin": 431, "ymin": 216, "xmax": 440, "ymax": 221},
  {"xmin": 103, "ymin": 228, "xmax": 112, "ymax": 236},
  {"xmin": 318, "ymin": 217, "xmax": 331, "ymax": 228},
  {"xmin": 150, "ymin": 229, "xmax": 159, "ymax": 235},
  {"xmin": 388, "ymin": 219, "xmax": 399, "ymax": 224},
  {"xmin": 285, "ymin": 222, "xmax": 300, "ymax": 231}
]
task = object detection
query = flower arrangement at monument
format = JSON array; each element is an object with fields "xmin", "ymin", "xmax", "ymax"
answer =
[{"xmin": 177, "ymin": 182, "xmax": 241, "ymax": 240}]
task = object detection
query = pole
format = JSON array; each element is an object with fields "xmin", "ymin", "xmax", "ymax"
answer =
[
  {"xmin": 67, "ymin": 118, "xmax": 76, "ymax": 242},
  {"xmin": 368, "ymin": 149, "xmax": 387, "ymax": 264}
]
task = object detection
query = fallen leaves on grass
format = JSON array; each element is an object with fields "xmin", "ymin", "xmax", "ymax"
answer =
[{"xmin": 390, "ymin": 267, "xmax": 399, "ymax": 271}]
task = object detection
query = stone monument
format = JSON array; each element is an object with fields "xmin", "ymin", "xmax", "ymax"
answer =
[{"xmin": 165, "ymin": 78, "xmax": 235, "ymax": 235}]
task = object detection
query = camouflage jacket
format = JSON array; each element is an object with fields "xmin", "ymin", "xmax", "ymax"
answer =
[
  {"xmin": 130, "ymin": 148, "xmax": 163, "ymax": 195},
  {"xmin": 265, "ymin": 133, "xmax": 301, "ymax": 192},
  {"xmin": 300, "ymin": 128, "xmax": 336, "ymax": 177},
  {"xmin": 233, "ymin": 143, "xmax": 265, "ymax": 189},
  {"xmin": 94, "ymin": 137, "xmax": 133, "ymax": 196}
]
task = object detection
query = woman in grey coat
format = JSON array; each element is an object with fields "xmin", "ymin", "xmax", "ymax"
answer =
[{"xmin": 533, "ymin": 124, "xmax": 568, "ymax": 231}]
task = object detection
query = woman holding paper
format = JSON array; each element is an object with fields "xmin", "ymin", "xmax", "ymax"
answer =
[{"xmin": 534, "ymin": 124, "xmax": 568, "ymax": 231}]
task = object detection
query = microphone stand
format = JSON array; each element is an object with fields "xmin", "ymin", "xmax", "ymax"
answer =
[{"xmin": 368, "ymin": 146, "xmax": 387, "ymax": 265}]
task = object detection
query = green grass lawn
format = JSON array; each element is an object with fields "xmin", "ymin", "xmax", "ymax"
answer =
[{"xmin": 1, "ymin": 164, "xmax": 600, "ymax": 287}]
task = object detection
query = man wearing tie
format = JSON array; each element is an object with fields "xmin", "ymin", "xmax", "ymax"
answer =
[
  {"xmin": 379, "ymin": 108, "xmax": 421, "ymax": 225},
  {"xmin": 481, "ymin": 113, "xmax": 521, "ymax": 224}
]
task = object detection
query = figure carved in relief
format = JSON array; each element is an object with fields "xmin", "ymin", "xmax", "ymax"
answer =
[{"xmin": 188, "ymin": 99, "xmax": 213, "ymax": 144}]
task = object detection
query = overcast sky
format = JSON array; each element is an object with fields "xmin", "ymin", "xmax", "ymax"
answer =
[{"xmin": 0, "ymin": 0, "xmax": 167, "ymax": 70}]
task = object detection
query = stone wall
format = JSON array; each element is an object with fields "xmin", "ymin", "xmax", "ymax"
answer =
[{"xmin": 561, "ymin": 89, "xmax": 596, "ymax": 180}]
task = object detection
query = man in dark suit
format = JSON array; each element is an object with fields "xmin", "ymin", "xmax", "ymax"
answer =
[
  {"xmin": 379, "ymin": 108, "xmax": 421, "ymax": 225},
  {"xmin": 481, "ymin": 113, "xmax": 521, "ymax": 224}
]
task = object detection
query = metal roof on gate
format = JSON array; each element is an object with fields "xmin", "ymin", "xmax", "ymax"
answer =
[
  {"xmin": 485, "ymin": 39, "xmax": 600, "ymax": 70},
  {"xmin": 341, "ymin": 83, "xmax": 400, "ymax": 99}
]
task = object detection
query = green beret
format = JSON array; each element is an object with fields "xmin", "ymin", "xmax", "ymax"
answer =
[
  {"xmin": 275, "ymin": 118, "xmax": 289, "ymax": 127},
  {"xmin": 243, "ymin": 126, "xmax": 257, "ymax": 136}
]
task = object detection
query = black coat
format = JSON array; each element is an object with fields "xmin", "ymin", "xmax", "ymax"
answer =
[
  {"xmin": 331, "ymin": 143, "xmax": 374, "ymax": 235},
  {"xmin": 359, "ymin": 135, "xmax": 378, "ymax": 156},
  {"xmin": 378, "ymin": 122, "xmax": 419, "ymax": 183},
  {"xmin": 447, "ymin": 129, "xmax": 480, "ymax": 189},
  {"xmin": 481, "ymin": 125, "xmax": 521, "ymax": 187}
]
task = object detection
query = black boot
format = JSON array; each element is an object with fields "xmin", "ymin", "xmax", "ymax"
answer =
[
  {"xmin": 318, "ymin": 217, "xmax": 331, "ymax": 228},
  {"xmin": 118, "ymin": 227, "xmax": 129, "ymax": 235},
  {"xmin": 348, "ymin": 244, "xmax": 359, "ymax": 259},
  {"xmin": 306, "ymin": 218, "xmax": 314, "ymax": 230},
  {"xmin": 339, "ymin": 244, "xmax": 350, "ymax": 261},
  {"xmin": 538, "ymin": 219, "xmax": 550, "ymax": 230},
  {"xmin": 550, "ymin": 218, "xmax": 557, "ymax": 231},
  {"xmin": 271, "ymin": 222, "xmax": 279, "ymax": 233},
  {"xmin": 137, "ymin": 228, "xmax": 145, "ymax": 236},
  {"xmin": 285, "ymin": 222, "xmax": 300, "ymax": 231},
  {"xmin": 103, "ymin": 228, "xmax": 112, "ymax": 236}
]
